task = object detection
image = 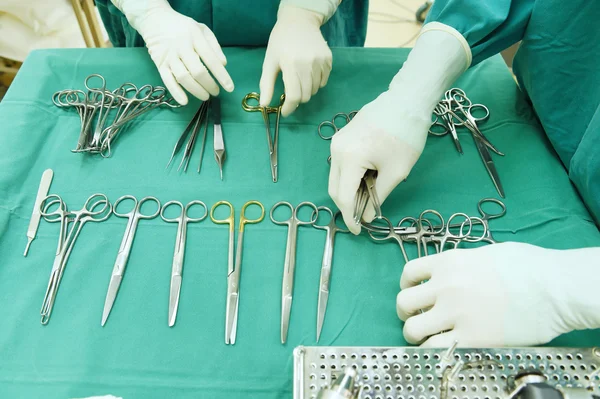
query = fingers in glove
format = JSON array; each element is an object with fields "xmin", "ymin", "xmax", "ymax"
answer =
[
  {"xmin": 403, "ymin": 308, "xmax": 454, "ymax": 344},
  {"xmin": 201, "ymin": 26, "xmax": 227, "ymax": 65},
  {"xmin": 400, "ymin": 257, "xmax": 434, "ymax": 290},
  {"xmin": 330, "ymin": 160, "xmax": 367, "ymax": 235},
  {"xmin": 181, "ymin": 53, "xmax": 219, "ymax": 97},
  {"xmin": 259, "ymin": 58, "xmax": 279, "ymax": 107},
  {"xmin": 298, "ymin": 69, "xmax": 312, "ymax": 104},
  {"xmin": 311, "ymin": 64, "xmax": 321, "ymax": 96},
  {"xmin": 420, "ymin": 330, "xmax": 460, "ymax": 348},
  {"xmin": 193, "ymin": 31, "xmax": 234, "ymax": 92},
  {"xmin": 170, "ymin": 60, "xmax": 210, "ymax": 101},
  {"xmin": 362, "ymin": 168, "xmax": 408, "ymax": 223},
  {"xmin": 396, "ymin": 282, "xmax": 436, "ymax": 321},
  {"xmin": 320, "ymin": 58, "xmax": 332, "ymax": 88},
  {"xmin": 158, "ymin": 66, "xmax": 188, "ymax": 105},
  {"xmin": 281, "ymin": 70, "xmax": 301, "ymax": 117}
]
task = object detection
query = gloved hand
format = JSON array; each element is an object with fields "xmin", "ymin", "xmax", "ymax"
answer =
[
  {"xmin": 112, "ymin": 0, "xmax": 234, "ymax": 105},
  {"xmin": 328, "ymin": 23, "xmax": 472, "ymax": 234},
  {"xmin": 259, "ymin": 5, "xmax": 332, "ymax": 117},
  {"xmin": 396, "ymin": 242, "xmax": 600, "ymax": 347}
]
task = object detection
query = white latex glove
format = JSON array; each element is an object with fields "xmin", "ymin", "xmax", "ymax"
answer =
[
  {"xmin": 397, "ymin": 242, "xmax": 600, "ymax": 347},
  {"xmin": 328, "ymin": 23, "xmax": 472, "ymax": 234},
  {"xmin": 112, "ymin": 0, "xmax": 234, "ymax": 105},
  {"xmin": 259, "ymin": 5, "xmax": 332, "ymax": 117}
]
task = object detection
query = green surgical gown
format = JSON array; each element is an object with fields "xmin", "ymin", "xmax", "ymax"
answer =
[
  {"xmin": 95, "ymin": 0, "xmax": 368, "ymax": 48},
  {"xmin": 426, "ymin": 0, "xmax": 600, "ymax": 224}
]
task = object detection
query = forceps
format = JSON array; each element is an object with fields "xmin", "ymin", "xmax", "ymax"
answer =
[
  {"xmin": 210, "ymin": 200, "xmax": 265, "ymax": 344},
  {"xmin": 312, "ymin": 207, "xmax": 349, "ymax": 341},
  {"xmin": 317, "ymin": 111, "xmax": 357, "ymax": 140},
  {"xmin": 40, "ymin": 193, "xmax": 112, "ymax": 324},
  {"xmin": 161, "ymin": 200, "xmax": 208, "ymax": 326},
  {"xmin": 368, "ymin": 216, "xmax": 416, "ymax": 264},
  {"xmin": 101, "ymin": 195, "xmax": 161, "ymax": 326},
  {"xmin": 354, "ymin": 170, "xmax": 382, "ymax": 224},
  {"xmin": 242, "ymin": 92, "xmax": 285, "ymax": 182},
  {"xmin": 270, "ymin": 201, "xmax": 318, "ymax": 344}
]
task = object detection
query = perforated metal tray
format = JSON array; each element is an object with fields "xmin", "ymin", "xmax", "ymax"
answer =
[{"xmin": 293, "ymin": 346, "xmax": 600, "ymax": 399}]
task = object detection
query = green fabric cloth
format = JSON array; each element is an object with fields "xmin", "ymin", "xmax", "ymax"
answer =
[
  {"xmin": 95, "ymin": 0, "xmax": 368, "ymax": 48},
  {"xmin": 0, "ymin": 47, "xmax": 598, "ymax": 398},
  {"xmin": 425, "ymin": 0, "xmax": 600, "ymax": 224}
]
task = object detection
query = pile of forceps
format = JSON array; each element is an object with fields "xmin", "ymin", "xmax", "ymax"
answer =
[
  {"xmin": 52, "ymin": 74, "xmax": 179, "ymax": 157},
  {"xmin": 429, "ymin": 88, "xmax": 505, "ymax": 197},
  {"xmin": 166, "ymin": 97, "xmax": 226, "ymax": 178},
  {"xmin": 270, "ymin": 202, "xmax": 349, "ymax": 343},
  {"xmin": 242, "ymin": 92, "xmax": 285, "ymax": 183},
  {"xmin": 362, "ymin": 198, "xmax": 506, "ymax": 264}
]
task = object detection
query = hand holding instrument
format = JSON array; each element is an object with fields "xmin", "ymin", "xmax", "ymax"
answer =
[
  {"xmin": 212, "ymin": 97, "xmax": 226, "ymax": 180},
  {"xmin": 101, "ymin": 195, "xmax": 161, "ymax": 326},
  {"xmin": 160, "ymin": 200, "xmax": 207, "ymax": 326},
  {"xmin": 24, "ymin": 169, "xmax": 53, "ymax": 256},
  {"xmin": 270, "ymin": 201, "xmax": 318, "ymax": 344}
]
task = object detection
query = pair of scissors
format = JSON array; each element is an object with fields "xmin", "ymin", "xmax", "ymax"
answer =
[
  {"xmin": 242, "ymin": 92, "xmax": 285, "ymax": 183},
  {"xmin": 40, "ymin": 193, "xmax": 112, "ymax": 325},
  {"xmin": 270, "ymin": 201, "xmax": 318, "ymax": 344},
  {"xmin": 317, "ymin": 111, "xmax": 358, "ymax": 140},
  {"xmin": 101, "ymin": 195, "xmax": 161, "ymax": 326},
  {"xmin": 161, "ymin": 200, "xmax": 208, "ymax": 326},
  {"xmin": 312, "ymin": 207, "xmax": 349, "ymax": 341},
  {"xmin": 210, "ymin": 200, "xmax": 265, "ymax": 345}
]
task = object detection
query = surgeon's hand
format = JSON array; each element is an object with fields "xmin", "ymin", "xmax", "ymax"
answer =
[
  {"xmin": 259, "ymin": 5, "xmax": 332, "ymax": 117},
  {"xmin": 113, "ymin": 0, "xmax": 234, "ymax": 105},
  {"xmin": 328, "ymin": 90, "xmax": 430, "ymax": 234},
  {"xmin": 396, "ymin": 243, "xmax": 600, "ymax": 347}
]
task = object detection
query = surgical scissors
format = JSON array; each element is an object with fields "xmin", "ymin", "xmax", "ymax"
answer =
[
  {"xmin": 242, "ymin": 92, "xmax": 285, "ymax": 183},
  {"xmin": 210, "ymin": 200, "xmax": 265, "ymax": 344},
  {"xmin": 101, "ymin": 195, "xmax": 161, "ymax": 326},
  {"xmin": 40, "ymin": 193, "xmax": 112, "ymax": 324},
  {"xmin": 270, "ymin": 201, "xmax": 318, "ymax": 344},
  {"xmin": 161, "ymin": 200, "xmax": 208, "ymax": 326},
  {"xmin": 312, "ymin": 207, "xmax": 349, "ymax": 342},
  {"xmin": 475, "ymin": 197, "xmax": 506, "ymax": 244},
  {"xmin": 317, "ymin": 111, "xmax": 357, "ymax": 140},
  {"xmin": 368, "ymin": 216, "xmax": 418, "ymax": 264}
]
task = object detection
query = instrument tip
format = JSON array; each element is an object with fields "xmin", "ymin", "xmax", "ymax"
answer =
[{"xmin": 23, "ymin": 239, "xmax": 32, "ymax": 257}]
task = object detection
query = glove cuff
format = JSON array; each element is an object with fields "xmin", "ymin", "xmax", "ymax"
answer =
[
  {"xmin": 111, "ymin": 0, "xmax": 172, "ymax": 32},
  {"xmin": 389, "ymin": 22, "xmax": 471, "ymax": 111},
  {"xmin": 278, "ymin": 1, "xmax": 339, "ymax": 25}
]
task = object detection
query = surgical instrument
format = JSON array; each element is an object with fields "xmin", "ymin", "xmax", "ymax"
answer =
[
  {"xmin": 212, "ymin": 97, "xmax": 226, "ymax": 180},
  {"xmin": 24, "ymin": 169, "xmax": 54, "ymax": 256},
  {"xmin": 197, "ymin": 101, "xmax": 210, "ymax": 173},
  {"xmin": 161, "ymin": 200, "xmax": 208, "ymax": 326},
  {"xmin": 353, "ymin": 169, "xmax": 382, "ymax": 224},
  {"xmin": 317, "ymin": 111, "xmax": 357, "ymax": 140},
  {"xmin": 311, "ymin": 207, "xmax": 349, "ymax": 342},
  {"xmin": 53, "ymin": 74, "xmax": 179, "ymax": 157},
  {"xmin": 270, "ymin": 201, "xmax": 318, "ymax": 344},
  {"xmin": 101, "ymin": 195, "xmax": 161, "ymax": 326},
  {"xmin": 210, "ymin": 200, "xmax": 265, "ymax": 344},
  {"xmin": 39, "ymin": 193, "xmax": 112, "ymax": 324},
  {"xmin": 242, "ymin": 92, "xmax": 285, "ymax": 183},
  {"xmin": 166, "ymin": 101, "xmax": 210, "ymax": 172}
]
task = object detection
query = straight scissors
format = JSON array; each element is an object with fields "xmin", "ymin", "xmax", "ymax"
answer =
[
  {"xmin": 101, "ymin": 195, "xmax": 161, "ymax": 326},
  {"xmin": 242, "ymin": 92, "xmax": 285, "ymax": 183},
  {"xmin": 210, "ymin": 200, "xmax": 265, "ymax": 345},
  {"xmin": 39, "ymin": 193, "xmax": 112, "ymax": 325},
  {"xmin": 312, "ymin": 207, "xmax": 349, "ymax": 341},
  {"xmin": 161, "ymin": 200, "xmax": 208, "ymax": 326},
  {"xmin": 317, "ymin": 111, "xmax": 358, "ymax": 140},
  {"xmin": 270, "ymin": 201, "xmax": 318, "ymax": 344}
]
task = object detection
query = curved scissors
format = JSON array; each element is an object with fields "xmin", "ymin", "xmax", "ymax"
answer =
[
  {"xmin": 40, "ymin": 193, "xmax": 112, "ymax": 324},
  {"xmin": 242, "ymin": 92, "xmax": 285, "ymax": 182},
  {"xmin": 101, "ymin": 195, "xmax": 161, "ymax": 326},
  {"xmin": 270, "ymin": 201, "xmax": 318, "ymax": 344},
  {"xmin": 161, "ymin": 200, "xmax": 208, "ymax": 326},
  {"xmin": 317, "ymin": 111, "xmax": 358, "ymax": 140},
  {"xmin": 211, "ymin": 200, "xmax": 265, "ymax": 344},
  {"xmin": 311, "ymin": 206, "xmax": 349, "ymax": 341}
]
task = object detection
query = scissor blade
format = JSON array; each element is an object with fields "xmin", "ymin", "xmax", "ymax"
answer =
[
  {"xmin": 281, "ymin": 294, "xmax": 292, "ymax": 344},
  {"xmin": 225, "ymin": 291, "xmax": 239, "ymax": 344},
  {"xmin": 270, "ymin": 154, "xmax": 278, "ymax": 183},
  {"xmin": 168, "ymin": 275, "xmax": 182, "ymax": 327},
  {"xmin": 316, "ymin": 288, "xmax": 329, "ymax": 342},
  {"xmin": 101, "ymin": 275, "xmax": 123, "ymax": 326},
  {"xmin": 474, "ymin": 136, "xmax": 505, "ymax": 198}
]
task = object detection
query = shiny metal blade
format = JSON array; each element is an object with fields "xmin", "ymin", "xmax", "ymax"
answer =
[
  {"xmin": 101, "ymin": 275, "xmax": 123, "ymax": 326},
  {"xmin": 168, "ymin": 275, "xmax": 182, "ymax": 327}
]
